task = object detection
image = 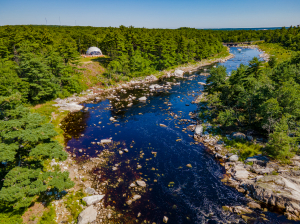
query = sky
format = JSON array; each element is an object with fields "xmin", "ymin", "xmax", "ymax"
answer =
[{"xmin": 0, "ymin": 0, "xmax": 299, "ymax": 28}]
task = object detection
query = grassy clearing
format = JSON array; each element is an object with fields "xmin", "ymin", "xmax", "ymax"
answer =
[
  {"xmin": 223, "ymin": 138, "xmax": 263, "ymax": 161},
  {"xmin": 255, "ymin": 41, "xmax": 295, "ymax": 62}
]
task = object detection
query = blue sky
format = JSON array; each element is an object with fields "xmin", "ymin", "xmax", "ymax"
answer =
[{"xmin": 0, "ymin": 0, "xmax": 299, "ymax": 28}]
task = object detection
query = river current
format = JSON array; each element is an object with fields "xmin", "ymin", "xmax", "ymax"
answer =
[{"xmin": 63, "ymin": 47, "xmax": 297, "ymax": 224}]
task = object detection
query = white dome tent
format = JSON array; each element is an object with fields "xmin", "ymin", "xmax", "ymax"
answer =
[{"xmin": 86, "ymin": 46, "xmax": 102, "ymax": 56}]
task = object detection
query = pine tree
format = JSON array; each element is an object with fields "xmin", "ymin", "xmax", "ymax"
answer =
[{"xmin": 0, "ymin": 106, "xmax": 74, "ymax": 210}]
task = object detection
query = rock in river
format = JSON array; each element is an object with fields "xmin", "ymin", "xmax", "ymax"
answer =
[
  {"xmin": 194, "ymin": 124, "xmax": 203, "ymax": 136},
  {"xmin": 136, "ymin": 180, "xmax": 147, "ymax": 187},
  {"xmin": 101, "ymin": 139, "xmax": 112, "ymax": 144},
  {"xmin": 139, "ymin": 96, "xmax": 147, "ymax": 102}
]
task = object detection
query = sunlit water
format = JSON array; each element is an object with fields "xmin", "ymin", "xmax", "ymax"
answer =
[{"xmin": 63, "ymin": 47, "xmax": 298, "ymax": 224}]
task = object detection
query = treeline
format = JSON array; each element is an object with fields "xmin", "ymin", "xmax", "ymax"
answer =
[
  {"xmin": 0, "ymin": 25, "xmax": 226, "ymax": 104},
  {"xmin": 215, "ymin": 26, "xmax": 300, "ymax": 51},
  {"xmin": 204, "ymin": 53, "xmax": 300, "ymax": 162}
]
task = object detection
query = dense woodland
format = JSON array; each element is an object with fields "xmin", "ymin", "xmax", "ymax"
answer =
[
  {"xmin": 215, "ymin": 26, "xmax": 300, "ymax": 51},
  {"xmin": 204, "ymin": 54, "xmax": 300, "ymax": 162},
  {"xmin": 0, "ymin": 25, "xmax": 300, "ymax": 221}
]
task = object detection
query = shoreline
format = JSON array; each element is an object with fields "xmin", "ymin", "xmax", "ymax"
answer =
[
  {"xmin": 48, "ymin": 49, "xmax": 235, "ymax": 223},
  {"xmin": 192, "ymin": 45, "xmax": 300, "ymax": 221}
]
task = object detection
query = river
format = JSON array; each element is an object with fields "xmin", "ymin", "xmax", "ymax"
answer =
[{"xmin": 63, "ymin": 47, "xmax": 297, "ymax": 224}]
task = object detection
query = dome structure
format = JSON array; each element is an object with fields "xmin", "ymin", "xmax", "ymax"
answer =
[{"xmin": 86, "ymin": 46, "xmax": 102, "ymax": 55}]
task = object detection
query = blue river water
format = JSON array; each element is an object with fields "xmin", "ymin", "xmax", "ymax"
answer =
[{"xmin": 63, "ymin": 47, "xmax": 298, "ymax": 224}]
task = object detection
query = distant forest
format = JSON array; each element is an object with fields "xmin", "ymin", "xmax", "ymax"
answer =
[{"xmin": 0, "ymin": 25, "xmax": 299, "ymax": 104}]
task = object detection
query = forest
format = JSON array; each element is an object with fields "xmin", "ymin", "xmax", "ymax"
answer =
[
  {"xmin": 204, "ymin": 53, "xmax": 300, "ymax": 162},
  {"xmin": 0, "ymin": 25, "xmax": 300, "ymax": 221}
]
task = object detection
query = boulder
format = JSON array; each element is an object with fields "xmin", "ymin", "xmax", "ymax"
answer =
[
  {"xmin": 245, "ymin": 155, "xmax": 269, "ymax": 166},
  {"xmin": 229, "ymin": 155, "xmax": 239, "ymax": 162},
  {"xmin": 53, "ymin": 102, "xmax": 84, "ymax": 112},
  {"xmin": 231, "ymin": 132, "xmax": 246, "ymax": 140},
  {"xmin": 77, "ymin": 206, "xmax": 97, "ymax": 224},
  {"xmin": 163, "ymin": 216, "xmax": 169, "ymax": 223},
  {"xmin": 136, "ymin": 180, "xmax": 147, "ymax": 187},
  {"xmin": 174, "ymin": 69, "xmax": 184, "ymax": 78},
  {"xmin": 194, "ymin": 125, "xmax": 203, "ymax": 136},
  {"xmin": 139, "ymin": 96, "xmax": 147, "ymax": 102},
  {"xmin": 83, "ymin": 195, "xmax": 105, "ymax": 206},
  {"xmin": 101, "ymin": 139, "xmax": 112, "ymax": 144}
]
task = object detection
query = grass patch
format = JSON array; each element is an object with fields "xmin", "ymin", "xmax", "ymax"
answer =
[
  {"xmin": 64, "ymin": 189, "xmax": 87, "ymax": 223},
  {"xmin": 224, "ymin": 138, "xmax": 263, "ymax": 161},
  {"xmin": 255, "ymin": 42, "xmax": 295, "ymax": 62},
  {"xmin": 37, "ymin": 204, "xmax": 56, "ymax": 224},
  {"xmin": 30, "ymin": 101, "xmax": 69, "ymax": 145}
]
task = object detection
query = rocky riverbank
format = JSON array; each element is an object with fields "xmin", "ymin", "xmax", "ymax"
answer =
[
  {"xmin": 237, "ymin": 44, "xmax": 270, "ymax": 61},
  {"xmin": 47, "ymin": 50, "xmax": 237, "ymax": 223},
  {"xmin": 52, "ymin": 53, "xmax": 234, "ymax": 113},
  {"xmin": 193, "ymin": 118, "xmax": 300, "ymax": 221}
]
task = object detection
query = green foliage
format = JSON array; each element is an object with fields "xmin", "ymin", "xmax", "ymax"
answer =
[
  {"xmin": 64, "ymin": 189, "xmax": 87, "ymax": 223},
  {"xmin": 205, "ymin": 65, "xmax": 227, "ymax": 94},
  {"xmin": 0, "ymin": 212, "xmax": 23, "ymax": 224},
  {"xmin": 266, "ymin": 116, "xmax": 297, "ymax": 162},
  {"xmin": 37, "ymin": 204, "xmax": 56, "ymax": 224},
  {"xmin": 204, "ymin": 49, "xmax": 300, "ymax": 162},
  {"xmin": 224, "ymin": 138, "xmax": 263, "ymax": 161},
  {"xmin": 0, "ymin": 105, "xmax": 74, "ymax": 211}
]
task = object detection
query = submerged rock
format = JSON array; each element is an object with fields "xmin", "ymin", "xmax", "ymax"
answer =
[{"xmin": 186, "ymin": 164, "xmax": 192, "ymax": 168}]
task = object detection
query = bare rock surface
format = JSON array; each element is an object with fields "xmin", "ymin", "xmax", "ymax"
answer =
[
  {"xmin": 174, "ymin": 69, "xmax": 184, "ymax": 78},
  {"xmin": 77, "ymin": 206, "xmax": 97, "ymax": 224},
  {"xmin": 83, "ymin": 195, "xmax": 105, "ymax": 206}
]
